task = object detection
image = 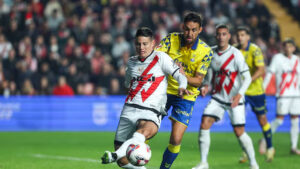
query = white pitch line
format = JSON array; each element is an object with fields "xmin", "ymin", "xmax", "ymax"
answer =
[
  {"xmin": 31, "ymin": 153, "xmax": 158, "ymax": 168},
  {"xmin": 31, "ymin": 153, "xmax": 99, "ymax": 163}
]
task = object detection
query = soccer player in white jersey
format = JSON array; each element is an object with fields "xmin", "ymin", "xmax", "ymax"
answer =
[
  {"xmin": 263, "ymin": 38, "xmax": 300, "ymax": 155},
  {"xmin": 101, "ymin": 27, "xmax": 191, "ymax": 169},
  {"xmin": 192, "ymin": 24, "xmax": 259, "ymax": 169}
]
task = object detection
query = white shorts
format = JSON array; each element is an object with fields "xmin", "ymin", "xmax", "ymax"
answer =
[
  {"xmin": 203, "ymin": 99, "xmax": 246, "ymax": 126},
  {"xmin": 115, "ymin": 105, "xmax": 162, "ymax": 143},
  {"xmin": 277, "ymin": 98, "xmax": 300, "ymax": 116}
]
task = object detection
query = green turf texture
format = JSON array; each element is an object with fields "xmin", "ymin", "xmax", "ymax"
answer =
[{"xmin": 0, "ymin": 132, "xmax": 299, "ymax": 169}]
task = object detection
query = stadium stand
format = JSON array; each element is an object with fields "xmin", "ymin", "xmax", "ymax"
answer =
[{"xmin": 0, "ymin": 0, "xmax": 298, "ymax": 96}]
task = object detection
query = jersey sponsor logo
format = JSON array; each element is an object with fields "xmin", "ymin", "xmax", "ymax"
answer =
[
  {"xmin": 214, "ymin": 54, "xmax": 238, "ymax": 94},
  {"xmin": 132, "ymin": 76, "xmax": 157, "ymax": 82},
  {"xmin": 126, "ymin": 55, "xmax": 165, "ymax": 102},
  {"xmin": 279, "ymin": 59, "xmax": 298, "ymax": 95}
]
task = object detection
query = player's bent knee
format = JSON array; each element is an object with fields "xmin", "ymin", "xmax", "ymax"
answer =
[
  {"xmin": 137, "ymin": 126, "xmax": 158, "ymax": 140},
  {"xmin": 200, "ymin": 123, "xmax": 211, "ymax": 130},
  {"xmin": 137, "ymin": 130, "xmax": 154, "ymax": 140},
  {"xmin": 200, "ymin": 117, "xmax": 214, "ymax": 130},
  {"xmin": 233, "ymin": 126, "xmax": 245, "ymax": 137},
  {"xmin": 257, "ymin": 115, "xmax": 268, "ymax": 125}
]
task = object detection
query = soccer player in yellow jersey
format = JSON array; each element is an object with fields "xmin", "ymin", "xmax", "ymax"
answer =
[
  {"xmin": 156, "ymin": 12, "xmax": 213, "ymax": 169},
  {"xmin": 236, "ymin": 26, "xmax": 275, "ymax": 162}
]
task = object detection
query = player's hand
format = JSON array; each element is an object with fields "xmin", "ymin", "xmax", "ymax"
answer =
[
  {"xmin": 200, "ymin": 85, "xmax": 209, "ymax": 97},
  {"xmin": 231, "ymin": 94, "xmax": 242, "ymax": 108},
  {"xmin": 178, "ymin": 88, "xmax": 193, "ymax": 98}
]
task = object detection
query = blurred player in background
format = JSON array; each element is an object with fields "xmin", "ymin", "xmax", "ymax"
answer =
[
  {"xmin": 236, "ymin": 26, "xmax": 275, "ymax": 162},
  {"xmin": 192, "ymin": 24, "xmax": 259, "ymax": 169},
  {"xmin": 155, "ymin": 12, "xmax": 213, "ymax": 169},
  {"xmin": 263, "ymin": 38, "xmax": 300, "ymax": 155},
  {"xmin": 101, "ymin": 27, "xmax": 190, "ymax": 169}
]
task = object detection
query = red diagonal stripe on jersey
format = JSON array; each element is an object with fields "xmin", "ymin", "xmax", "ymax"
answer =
[
  {"xmin": 126, "ymin": 55, "xmax": 159, "ymax": 102},
  {"xmin": 224, "ymin": 71, "xmax": 238, "ymax": 94},
  {"xmin": 279, "ymin": 59, "xmax": 298, "ymax": 95},
  {"xmin": 141, "ymin": 76, "xmax": 165, "ymax": 102},
  {"xmin": 214, "ymin": 54, "xmax": 235, "ymax": 93},
  {"xmin": 221, "ymin": 54, "xmax": 235, "ymax": 69}
]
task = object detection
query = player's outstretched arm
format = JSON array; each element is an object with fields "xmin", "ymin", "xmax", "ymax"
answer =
[
  {"xmin": 172, "ymin": 68, "xmax": 193, "ymax": 98},
  {"xmin": 186, "ymin": 72, "xmax": 205, "ymax": 87}
]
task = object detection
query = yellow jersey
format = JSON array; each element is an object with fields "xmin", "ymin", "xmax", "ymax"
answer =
[
  {"xmin": 156, "ymin": 32, "xmax": 213, "ymax": 101},
  {"xmin": 238, "ymin": 42, "xmax": 265, "ymax": 96}
]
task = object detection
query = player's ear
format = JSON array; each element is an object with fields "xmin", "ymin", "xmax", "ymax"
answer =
[
  {"xmin": 198, "ymin": 27, "xmax": 203, "ymax": 33},
  {"xmin": 151, "ymin": 38, "xmax": 155, "ymax": 47},
  {"xmin": 181, "ymin": 23, "xmax": 185, "ymax": 31}
]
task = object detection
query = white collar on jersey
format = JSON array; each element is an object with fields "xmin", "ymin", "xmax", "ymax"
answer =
[
  {"xmin": 138, "ymin": 50, "xmax": 154, "ymax": 62},
  {"xmin": 216, "ymin": 45, "xmax": 231, "ymax": 56}
]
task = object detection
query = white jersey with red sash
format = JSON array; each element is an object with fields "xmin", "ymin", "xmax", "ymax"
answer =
[
  {"xmin": 125, "ymin": 50, "xmax": 181, "ymax": 114},
  {"xmin": 268, "ymin": 53, "xmax": 300, "ymax": 97},
  {"xmin": 209, "ymin": 45, "xmax": 250, "ymax": 103}
]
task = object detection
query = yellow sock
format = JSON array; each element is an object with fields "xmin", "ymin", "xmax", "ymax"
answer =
[{"xmin": 167, "ymin": 144, "xmax": 181, "ymax": 153}]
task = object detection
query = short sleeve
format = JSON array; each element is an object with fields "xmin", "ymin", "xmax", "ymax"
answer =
[
  {"xmin": 196, "ymin": 49, "xmax": 213, "ymax": 75},
  {"xmin": 253, "ymin": 47, "xmax": 265, "ymax": 67}
]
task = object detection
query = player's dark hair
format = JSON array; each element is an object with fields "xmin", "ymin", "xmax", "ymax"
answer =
[
  {"xmin": 236, "ymin": 26, "xmax": 250, "ymax": 35},
  {"xmin": 283, "ymin": 38, "xmax": 296, "ymax": 47},
  {"xmin": 216, "ymin": 24, "xmax": 229, "ymax": 32},
  {"xmin": 135, "ymin": 27, "xmax": 154, "ymax": 39},
  {"xmin": 183, "ymin": 12, "xmax": 203, "ymax": 27}
]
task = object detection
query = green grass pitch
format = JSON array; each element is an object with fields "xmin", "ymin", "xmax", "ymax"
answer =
[{"xmin": 0, "ymin": 132, "xmax": 299, "ymax": 169}]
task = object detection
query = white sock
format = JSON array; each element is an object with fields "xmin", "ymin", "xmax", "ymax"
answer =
[
  {"xmin": 121, "ymin": 163, "xmax": 146, "ymax": 169},
  {"xmin": 271, "ymin": 118, "xmax": 283, "ymax": 134},
  {"xmin": 238, "ymin": 132, "xmax": 258, "ymax": 167},
  {"xmin": 291, "ymin": 118, "xmax": 299, "ymax": 150},
  {"xmin": 199, "ymin": 129, "xmax": 210, "ymax": 163},
  {"xmin": 115, "ymin": 132, "xmax": 146, "ymax": 160}
]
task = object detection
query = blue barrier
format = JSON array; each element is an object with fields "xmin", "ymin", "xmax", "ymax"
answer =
[{"xmin": 0, "ymin": 96, "xmax": 294, "ymax": 132}]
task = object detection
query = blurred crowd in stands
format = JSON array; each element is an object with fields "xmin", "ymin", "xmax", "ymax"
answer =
[
  {"xmin": 0, "ymin": 0, "xmax": 298, "ymax": 96},
  {"xmin": 277, "ymin": 0, "xmax": 300, "ymax": 22}
]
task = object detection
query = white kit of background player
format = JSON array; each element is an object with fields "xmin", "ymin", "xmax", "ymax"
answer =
[
  {"xmin": 192, "ymin": 25, "xmax": 259, "ymax": 169},
  {"xmin": 263, "ymin": 39, "xmax": 300, "ymax": 155}
]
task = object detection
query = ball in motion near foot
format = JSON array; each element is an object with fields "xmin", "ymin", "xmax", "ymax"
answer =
[{"xmin": 126, "ymin": 142, "xmax": 151, "ymax": 166}]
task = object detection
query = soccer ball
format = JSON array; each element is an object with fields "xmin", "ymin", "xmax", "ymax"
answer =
[{"xmin": 126, "ymin": 142, "xmax": 151, "ymax": 166}]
